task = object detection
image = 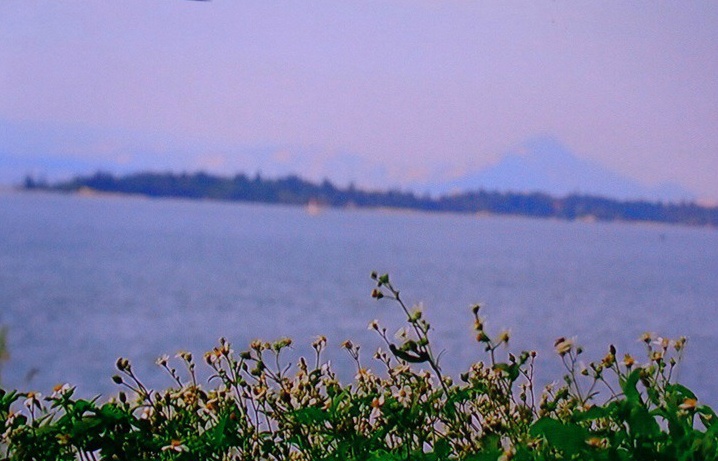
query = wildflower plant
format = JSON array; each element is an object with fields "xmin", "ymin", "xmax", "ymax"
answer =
[{"xmin": 1, "ymin": 272, "xmax": 716, "ymax": 460}]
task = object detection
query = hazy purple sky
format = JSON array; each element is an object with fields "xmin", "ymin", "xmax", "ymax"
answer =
[{"xmin": 1, "ymin": 1, "xmax": 717, "ymax": 199}]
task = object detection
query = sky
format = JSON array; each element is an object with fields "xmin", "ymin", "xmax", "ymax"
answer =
[{"xmin": 1, "ymin": 1, "xmax": 717, "ymax": 201}]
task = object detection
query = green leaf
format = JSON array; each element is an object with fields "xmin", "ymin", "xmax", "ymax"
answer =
[
  {"xmin": 99, "ymin": 404, "xmax": 125, "ymax": 423},
  {"xmin": 627, "ymin": 405, "xmax": 660, "ymax": 438},
  {"xmin": 431, "ymin": 439, "xmax": 451, "ymax": 459},
  {"xmin": 70, "ymin": 417, "xmax": 102, "ymax": 437},
  {"xmin": 572, "ymin": 405, "xmax": 608, "ymax": 422},
  {"xmin": 492, "ymin": 363, "xmax": 520, "ymax": 382},
  {"xmin": 390, "ymin": 343, "xmax": 429, "ymax": 363},
  {"xmin": 73, "ymin": 399, "xmax": 95, "ymax": 415},
  {"xmin": 530, "ymin": 417, "xmax": 588, "ymax": 454},
  {"xmin": 621, "ymin": 369, "xmax": 642, "ymax": 404},
  {"xmin": 698, "ymin": 404, "xmax": 718, "ymax": 426},
  {"xmin": 290, "ymin": 406, "xmax": 330, "ymax": 425},
  {"xmin": 207, "ymin": 415, "xmax": 227, "ymax": 446},
  {"xmin": 667, "ymin": 383, "xmax": 697, "ymax": 400},
  {"xmin": 0, "ymin": 389, "xmax": 19, "ymax": 410}
]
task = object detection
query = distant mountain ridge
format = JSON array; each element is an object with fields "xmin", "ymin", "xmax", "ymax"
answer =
[
  {"xmin": 425, "ymin": 137, "xmax": 696, "ymax": 203},
  {"xmin": 1, "ymin": 119, "xmax": 699, "ymax": 203}
]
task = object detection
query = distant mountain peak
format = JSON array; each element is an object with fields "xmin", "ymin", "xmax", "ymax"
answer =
[
  {"xmin": 425, "ymin": 136, "xmax": 695, "ymax": 203},
  {"xmin": 511, "ymin": 136, "xmax": 574, "ymax": 161}
]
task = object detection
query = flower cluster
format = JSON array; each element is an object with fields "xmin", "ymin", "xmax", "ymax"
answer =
[{"xmin": 0, "ymin": 273, "xmax": 716, "ymax": 460}]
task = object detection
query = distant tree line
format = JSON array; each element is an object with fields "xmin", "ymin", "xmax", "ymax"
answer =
[{"xmin": 22, "ymin": 171, "xmax": 718, "ymax": 227}]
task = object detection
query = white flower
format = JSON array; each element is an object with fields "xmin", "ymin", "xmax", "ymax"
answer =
[
  {"xmin": 679, "ymin": 398, "xmax": 698, "ymax": 410},
  {"xmin": 140, "ymin": 407, "xmax": 154, "ymax": 420},
  {"xmin": 623, "ymin": 354, "xmax": 636, "ymax": 368},
  {"xmin": 161, "ymin": 439, "xmax": 188, "ymax": 452},
  {"xmin": 498, "ymin": 437, "xmax": 515, "ymax": 460},
  {"xmin": 1, "ymin": 427, "xmax": 12, "ymax": 442},
  {"xmin": 355, "ymin": 367, "xmax": 373, "ymax": 382},
  {"xmin": 554, "ymin": 337, "xmax": 575, "ymax": 356},
  {"xmin": 51, "ymin": 383, "xmax": 71, "ymax": 399},
  {"xmin": 204, "ymin": 351, "xmax": 219, "ymax": 364},
  {"xmin": 4, "ymin": 411, "xmax": 16, "ymax": 429},
  {"xmin": 156, "ymin": 354, "xmax": 170, "ymax": 367},
  {"xmin": 369, "ymin": 395, "xmax": 384, "ymax": 423},
  {"xmin": 23, "ymin": 392, "xmax": 41, "ymax": 409},
  {"xmin": 393, "ymin": 385, "xmax": 412, "ymax": 407},
  {"xmin": 409, "ymin": 303, "xmax": 423, "ymax": 321},
  {"xmin": 217, "ymin": 339, "xmax": 233, "ymax": 356},
  {"xmin": 312, "ymin": 335, "xmax": 327, "ymax": 352},
  {"xmin": 394, "ymin": 327, "xmax": 409, "ymax": 340},
  {"xmin": 498, "ymin": 448, "xmax": 515, "ymax": 461},
  {"xmin": 652, "ymin": 336, "xmax": 670, "ymax": 350},
  {"xmin": 373, "ymin": 347, "xmax": 385, "ymax": 360},
  {"xmin": 320, "ymin": 361, "xmax": 332, "ymax": 374},
  {"xmin": 175, "ymin": 351, "xmax": 192, "ymax": 362}
]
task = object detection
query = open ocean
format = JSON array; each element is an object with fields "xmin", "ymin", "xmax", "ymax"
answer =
[{"xmin": 1, "ymin": 191, "xmax": 717, "ymax": 405}]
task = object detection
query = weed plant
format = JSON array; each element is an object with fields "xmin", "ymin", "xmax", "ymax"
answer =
[{"xmin": 1, "ymin": 273, "xmax": 716, "ymax": 460}]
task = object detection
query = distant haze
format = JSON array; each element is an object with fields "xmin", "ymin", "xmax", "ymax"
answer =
[{"xmin": 1, "ymin": 2, "xmax": 717, "ymax": 202}]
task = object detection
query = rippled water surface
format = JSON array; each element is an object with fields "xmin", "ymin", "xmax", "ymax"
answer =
[{"xmin": 1, "ymin": 191, "xmax": 717, "ymax": 404}]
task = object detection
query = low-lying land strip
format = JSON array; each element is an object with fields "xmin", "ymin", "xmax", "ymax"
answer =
[{"xmin": 22, "ymin": 171, "xmax": 718, "ymax": 227}]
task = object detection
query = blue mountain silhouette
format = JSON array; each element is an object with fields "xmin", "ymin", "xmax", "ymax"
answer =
[{"xmin": 431, "ymin": 137, "xmax": 694, "ymax": 203}]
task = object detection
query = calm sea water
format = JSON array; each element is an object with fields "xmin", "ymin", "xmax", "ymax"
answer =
[{"xmin": 1, "ymin": 191, "xmax": 717, "ymax": 405}]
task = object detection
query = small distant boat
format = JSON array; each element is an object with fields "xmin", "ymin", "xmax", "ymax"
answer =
[{"xmin": 306, "ymin": 199, "xmax": 323, "ymax": 216}]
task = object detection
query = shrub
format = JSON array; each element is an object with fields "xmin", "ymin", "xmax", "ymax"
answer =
[{"xmin": 1, "ymin": 273, "xmax": 716, "ymax": 460}]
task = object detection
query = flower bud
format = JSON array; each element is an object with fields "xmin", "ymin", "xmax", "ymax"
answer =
[
  {"xmin": 623, "ymin": 354, "xmax": 635, "ymax": 368},
  {"xmin": 554, "ymin": 337, "xmax": 573, "ymax": 356},
  {"xmin": 115, "ymin": 357, "xmax": 130, "ymax": 372}
]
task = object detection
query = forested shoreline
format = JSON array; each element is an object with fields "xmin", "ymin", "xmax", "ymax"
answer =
[{"xmin": 22, "ymin": 171, "xmax": 718, "ymax": 227}]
